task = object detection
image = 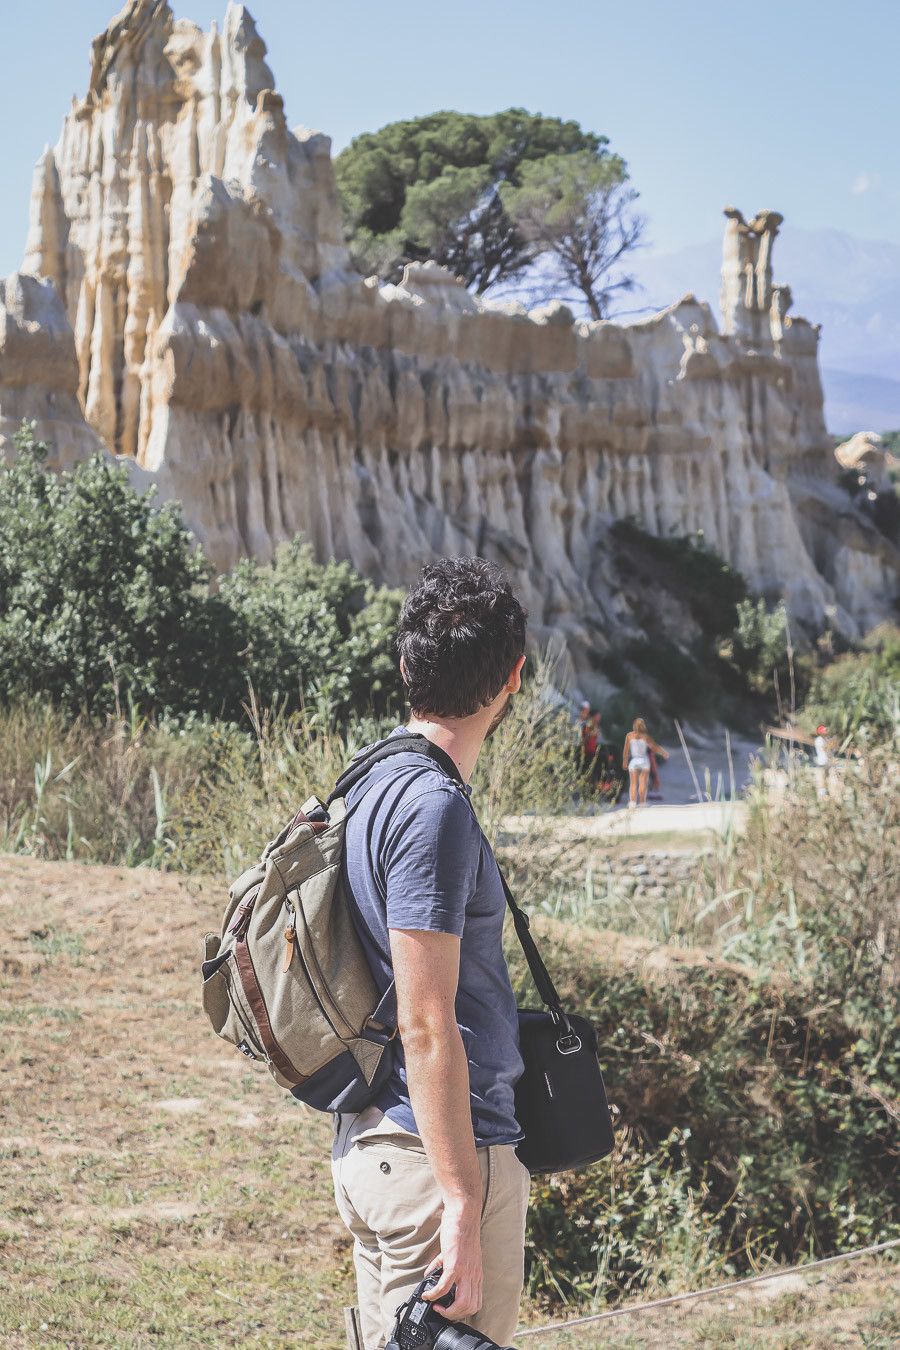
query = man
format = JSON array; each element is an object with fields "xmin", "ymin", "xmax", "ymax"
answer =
[{"xmin": 332, "ymin": 556, "xmax": 531, "ymax": 1350}]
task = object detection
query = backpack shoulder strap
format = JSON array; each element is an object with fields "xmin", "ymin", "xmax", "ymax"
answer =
[{"xmin": 327, "ymin": 731, "xmax": 464, "ymax": 806}]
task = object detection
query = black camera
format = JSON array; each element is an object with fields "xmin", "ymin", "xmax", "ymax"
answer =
[{"xmin": 384, "ymin": 1272, "xmax": 517, "ymax": 1350}]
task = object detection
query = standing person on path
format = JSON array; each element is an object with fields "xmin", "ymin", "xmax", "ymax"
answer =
[
  {"xmin": 579, "ymin": 707, "xmax": 602, "ymax": 783},
  {"xmin": 333, "ymin": 557, "xmax": 531, "ymax": 1350},
  {"xmin": 813, "ymin": 723, "xmax": 832, "ymax": 798},
  {"xmin": 623, "ymin": 717, "xmax": 669, "ymax": 808}
]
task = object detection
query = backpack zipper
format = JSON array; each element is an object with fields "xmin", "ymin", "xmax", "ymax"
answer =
[
  {"xmin": 234, "ymin": 932, "xmax": 308, "ymax": 1087},
  {"xmin": 283, "ymin": 906, "xmax": 297, "ymax": 972}
]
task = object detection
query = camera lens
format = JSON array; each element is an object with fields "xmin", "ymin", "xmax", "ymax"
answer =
[{"xmin": 432, "ymin": 1327, "xmax": 515, "ymax": 1350}]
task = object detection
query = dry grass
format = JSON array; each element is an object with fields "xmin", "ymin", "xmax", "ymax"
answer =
[
  {"xmin": 2, "ymin": 853, "xmax": 897, "ymax": 1348},
  {"xmin": 0, "ymin": 855, "xmax": 347, "ymax": 1349}
]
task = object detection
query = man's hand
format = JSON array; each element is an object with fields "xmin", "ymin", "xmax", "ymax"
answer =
[{"xmin": 424, "ymin": 1202, "xmax": 484, "ymax": 1320}]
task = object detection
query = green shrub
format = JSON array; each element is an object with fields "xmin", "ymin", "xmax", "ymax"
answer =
[
  {"xmin": 218, "ymin": 539, "xmax": 403, "ymax": 722},
  {"xmin": 802, "ymin": 624, "xmax": 900, "ymax": 740},
  {"xmin": 514, "ymin": 901, "xmax": 898, "ymax": 1307},
  {"xmin": 611, "ymin": 520, "xmax": 748, "ymax": 639},
  {"xmin": 622, "ymin": 636, "xmax": 713, "ymax": 716},
  {"xmin": 0, "ymin": 424, "xmax": 404, "ymax": 724},
  {"xmin": 514, "ymin": 743, "xmax": 898, "ymax": 1308},
  {"xmin": 609, "ymin": 521, "xmax": 798, "ymax": 716},
  {"xmin": 728, "ymin": 596, "xmax": 791, "ymax": 696},
  {"xmin": 0, "ymin": 426, "xmax": 227, "ymax": 717}
]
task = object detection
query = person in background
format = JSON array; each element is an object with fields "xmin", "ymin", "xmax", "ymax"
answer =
[
  {"xmin": 647, "ymin": 746, "xmax": 662, "ymax": 801},
  {"xmin": 623, "ymin": 718, "xmax": 669, "ymax": 809},
  {"xmin": 578, "ymin": 703, "xmax": 599, "ymax": 776},
  {"xmin": 813, "ymin": 723, "xmax": 832, "ymax": 798}
]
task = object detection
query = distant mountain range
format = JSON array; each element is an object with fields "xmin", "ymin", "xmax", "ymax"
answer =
[{"xmin": 625, "ymin": 226, "xmax": 900, "ymax": 435}]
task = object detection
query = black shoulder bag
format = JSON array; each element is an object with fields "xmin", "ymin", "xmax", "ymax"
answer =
[{"xmin": 498, "ymin": 869, "xmax": 615, "ymax": 1173}]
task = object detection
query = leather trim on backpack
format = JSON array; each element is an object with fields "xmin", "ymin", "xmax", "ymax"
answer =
[{"xmin": 234, "ymin": 935, "xmax": 308, "ymax": 1087}]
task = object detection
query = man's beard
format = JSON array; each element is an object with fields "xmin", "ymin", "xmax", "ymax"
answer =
[{"xmin": 486, "ymin": 690, "xmax": 514, "ymax": 738}]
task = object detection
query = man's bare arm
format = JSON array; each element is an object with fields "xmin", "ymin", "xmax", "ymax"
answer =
[{"xmin": 389, "ymin": 927, "xmax": 483, "ymax": 1321}]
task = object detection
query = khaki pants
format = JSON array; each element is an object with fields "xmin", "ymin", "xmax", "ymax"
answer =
[{"xmin": 331, "ymin": 1107, "xmax": 531, "ymax": 1349}]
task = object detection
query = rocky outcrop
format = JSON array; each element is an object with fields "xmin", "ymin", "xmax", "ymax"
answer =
[
  {"xmin": 4, "ymin": 0, "xmax": 898, "ymax": 682},
  {"xmin": 0, "ymin": 272, "xmax": 104, "ymax": 466},
  {"xmin": 834, "ymin": 431, "xmax": 893, "ymax": 491}
]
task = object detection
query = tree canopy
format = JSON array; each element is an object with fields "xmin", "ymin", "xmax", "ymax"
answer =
[
  {"xmin": 500, "ymin": 151, "xmax": 644, "ymax": 320},
  {"xmin": 334, "ymin": 109, "xmax": 609, "ymax": 293}
]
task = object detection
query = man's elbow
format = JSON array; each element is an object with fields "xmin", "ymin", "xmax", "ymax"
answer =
[{"xmin": 398, "ymin": 1006, "xmax": 458, "ymax": 1054}]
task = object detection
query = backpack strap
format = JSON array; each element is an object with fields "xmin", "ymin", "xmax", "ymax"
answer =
[{"xmin": 327, "ymin": 731, "xmax": 464, "ymax": 806}]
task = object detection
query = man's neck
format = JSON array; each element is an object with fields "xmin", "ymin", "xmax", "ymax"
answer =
[{"xmin": 405, "ymin": 712, "xmax": 490, "ymax": 784}]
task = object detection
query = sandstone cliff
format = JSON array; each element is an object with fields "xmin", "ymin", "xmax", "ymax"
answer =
[{"xmin": 3, "ymin": 0, "xmax": 897, "ymax": 689}]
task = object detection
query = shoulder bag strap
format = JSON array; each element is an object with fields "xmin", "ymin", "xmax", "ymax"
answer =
[{"xmin": 496, "ymin": 867, "xmax": 564, "ymax": 1012}]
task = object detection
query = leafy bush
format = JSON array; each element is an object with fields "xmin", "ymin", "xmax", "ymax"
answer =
[
  {"xmin": 728, "ymin": 597, "xmax": 791, "ymax": 696},
  {"xmin": 512, "ymin": 737, "xmax": 898, "ymax": 1307},
  {"xmin": 622, "ymin": 636, "xmax": 710, "ymax": 715},
  {"xmin": 0, "ymin": 426, "xmax": 225, "ymax": 716},
  {"xmin": 218, "ymin": 540, "xmax": 403, "ymax": 720},
  {"xmin": 802, "ymin": 624, "xmax": 900, "ymax": 740},
  {"xmin": 609, "ymin": 521, "xmax": 799, "ymax": 717},
  {"xmin": 0, "ymin": 425, "xmax": 404, "ymax": 724},
  {"xmin": 611, "ymin": 520, "xmax": 748, "ymax": 640},
  {"xmin": 514, "ymin": 893, "xmax": 898, "ymax": 1306}
]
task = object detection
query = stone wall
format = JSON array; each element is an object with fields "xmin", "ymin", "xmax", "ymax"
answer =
[{"xmin": 2, "ymin": 0, "xmax": 897, "ymax": 683}]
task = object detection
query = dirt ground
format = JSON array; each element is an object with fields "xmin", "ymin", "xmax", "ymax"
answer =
[{"xmin": 1, "ymin": 855, "xmax": 896, "ymax": 1349}]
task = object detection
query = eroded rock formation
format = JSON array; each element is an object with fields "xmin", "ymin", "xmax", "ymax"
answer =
[
  {"xmin": 0, "ymin": 272, "xmax": 104, "ymax": 465},
  {"xmin": 3, "ymin": 0, "xmax": 898, "ymax": 680},
  {"xmin": 834, "ymin": 431, "xmax": 893, "ymax": 492}
]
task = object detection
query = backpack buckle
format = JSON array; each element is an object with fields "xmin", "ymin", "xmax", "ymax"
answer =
[{"xmin": 363, "ymin": 1015, "xmax": 398, "ymax": 1040}]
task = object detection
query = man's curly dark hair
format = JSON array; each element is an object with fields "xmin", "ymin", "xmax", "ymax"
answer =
[{"xmin": 396, "ymin": 557, "xmax": 527, "ymax": 718}]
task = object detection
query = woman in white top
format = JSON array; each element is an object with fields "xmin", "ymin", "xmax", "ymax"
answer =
[{"xmin": 623, "ymin": 717, "xmax": 669, "ymax": 808}]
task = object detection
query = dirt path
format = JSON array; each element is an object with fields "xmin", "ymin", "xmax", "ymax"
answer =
[
  {"xmin": 1, "ymin": 855, "xmax": 896, "ymax": 1349},
  {"xmin": 505, "ymin": 799, "xmax": 747, "ymax": 842}
]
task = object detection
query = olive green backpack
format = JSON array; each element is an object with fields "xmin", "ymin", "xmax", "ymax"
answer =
[{"xmin": 200, "ymin": 735, "xmax": 432, "ymax": 1111}]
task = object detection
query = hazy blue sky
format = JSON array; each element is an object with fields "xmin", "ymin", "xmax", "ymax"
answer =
[{"xmin": 1, "ymin": 0, "xmax": 897, "ymax": 277}]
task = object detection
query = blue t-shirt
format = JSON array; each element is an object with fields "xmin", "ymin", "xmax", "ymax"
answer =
[{"xmin": 343, "ymin": 732, "xmax": 523, "ymax": 1147}]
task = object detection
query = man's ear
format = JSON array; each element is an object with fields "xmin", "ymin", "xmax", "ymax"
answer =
[
  {"xmin": 399, "ymin": 655, "xmax": 408, "ymax": 685},
  {"xmin": 507, "ymin": 653, "xmax": 526, "ymax": 693}
]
